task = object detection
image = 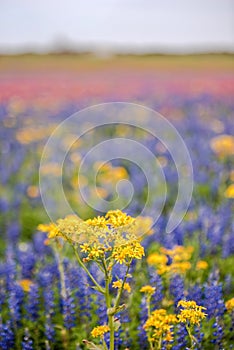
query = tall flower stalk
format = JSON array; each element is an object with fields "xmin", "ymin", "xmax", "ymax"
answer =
[{"xmin": 39, "ymin": 210, "xmax": 145, "ymax": 350}]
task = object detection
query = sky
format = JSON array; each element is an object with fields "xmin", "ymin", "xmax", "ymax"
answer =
[{"xmin": 0, "ymin": 0, "xmax": 233, "ymax": 53}]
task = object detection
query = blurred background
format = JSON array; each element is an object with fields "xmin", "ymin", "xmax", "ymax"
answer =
[
  {"xmin": 0, "ymin": 0, "xmax": 233, "ymax": 231},
  {"xmin": 0, "ymin": 0, "xmax": 234, "ymax": 54}
]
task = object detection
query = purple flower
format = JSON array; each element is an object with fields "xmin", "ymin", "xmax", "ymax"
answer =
[
  {"xmin": 22, "ymin": 329, "xmax": 33, "ymax": 350},
  {"xmin": 204, "ymin": 280, "xmax": 225, "ymax": 319},
  {"xmin": 25, "ymin": 283, "xmax": 39, "ymax": 322},
  {"xmin": 0, "ymin": 320, "xmax": 14, "ymax": 350}
]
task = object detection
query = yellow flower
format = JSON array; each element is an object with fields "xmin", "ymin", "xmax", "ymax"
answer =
[
  {"xmin": 91, "ymin": 325, "xmax": 110, "ymax": 338},
  {"xmin": 105, "ymin": 210, "xmax": 135, "ymax": 227},
  {"xmin": 80, "ymin": 243, "xmax": 90, "ymax": 253},
  {"xmin": 18, "ymin": 279, "xmax": 33, "ymax": 292},
  {"xmin": 148, "ymin": 245, "xmax": 193, "ymax": 276},
  {"xmin": 40, "ymin": 210, "xmax": 144, "ymax": 266},
  {"xmin": 140, "ymin": 285, "xmax": 156, "ymax": 295},
  {"xmin": 147, "ymin": 253, "xmax": 168, "ymax": 266},
  {"xmin": 112, "ymin": 240, "xmax": 144, "ymax": 264},
  {"xmin": 144, "ymin": 309, "xmax": 177, "ymax": 344},
  {"xmin": 177, "ymin": 300, "xmax": 207, "ymax": 325},
  {"xmin": 196, "ymin": 260, "xmax": 208, "ymax": 270},
  {"xmin": 88, "ymin": 245, "xmax": 104, "ymax": 259},
  {"xmin": 225, "ymin": 298, "xmax": 234, "ymax": 312},
  {"xmin": 86, "ymin": 216, "xmax": 107, "ymax": 228},
  {"xmin": 112, "ymin": 280, "xmax": 131, "ymax": 293},
  {"xmin": 210, "ymin": 134, "xmax": 234, "ymax": 157},
  {"xmin": 37, "ymin": 223, "xmax": 61, "ymax": 239},
  {"xmin": 224, "ymin": 184, "xmax": 234, "ymax": 199},
  {"xmin": 171, "ymin": 261, "xmax": 191, "ymax": 274}
]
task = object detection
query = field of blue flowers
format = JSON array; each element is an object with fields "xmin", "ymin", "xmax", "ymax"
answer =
[{"xmin": 0, "ymin": 55, "xmax": 234, "ymax": 350}]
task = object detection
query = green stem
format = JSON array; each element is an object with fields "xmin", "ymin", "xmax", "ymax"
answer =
[
  {"xmin": 102, "ymin": 337, "xmax": 109, "ymax": 350},
  {"xmin": 72, "ymin": 245, "xmax": 105, "ymax": 294},
  {"xmin": 185, "ymin": 324, "xmax": 198, "ymax": 349},
  {"xmin": 55, "ymin": 250, "xmax": 66, "ymax": 299},
  {"xmin": 146, "ymin": 295, "xmax": 154, "ymax": 350},
  {"xmin": 157, "ymin": 336, "xmax": 162, "ymax": 350},
  {"xmin": 114, "ymin": 262, "xmax": 131, "ymax": 310},
  {"xmin": 105, "ymin": 272, "xmax": 115, "ymax": 350}
]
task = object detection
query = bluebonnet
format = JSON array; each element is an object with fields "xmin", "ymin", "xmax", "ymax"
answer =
[
  {"xmin": 0, "ymin": 198, "xmax": 9, "ymax": 213},
  {"xmin": 148, "ymin": 267, "xmax": 163, "ymax": 308},
  {"xmin": 6, "ymin": 221, "xmax": 20, "ymax": 244},
  {"xmin": 8, "ymin": 283, "xmax": 24, "ymax": 325},
  {"xmin": 170, "ymin": 275, "xmax": 185, "ymax": 308},
  {"xmin": 38, "ymin": 265, "xmax": 56, "ymax": 341},
  {"xmin": 75, "ymin": 267, "xmax": 91, "ymax": 323},
  {"xmin": 62, "ymin": 274, "xmax": 76, "ymax": 330},
  {"xmin": 96, "ymin": 292, "xmax": 107, "ymax": 324},
  {"xmin": 45, "ymin": 315, "xmax": 55, "ymax": 343},
  {"xmin": 4, "ymin": 250, "xmax": 17, "ymax": 291},
  {"xmin": 0, "ymin": 320, "xmax": 14, "ymax": 350},
  {"xmin": 17, "ymin": 245, "xmax": 36, "ymax": 279},
  {"xmin": 194, "ymin": 325, "xmax": 204, "ymax": 346},
  {"xmin": 26, "ymin": 283, "xmax": 39, "ymax": 322},
  {"xmin": 212, "ymin": 318, "xmax": 224, "ymax": 347},
  {"xmin": 138, "ymin": 296, "xmax": 148, "ymax": 349},
  {"xmin": 204, "ymin": 280, "xmax": 225, "ymax": 319},
  {"xmin": 187, "ymin": 284, "xmax": 203, "ymax": 306},
  {"xmin": 33, "ymin": 232, "xmax": 52, "ymax": 257},
  {"xmin": 22, "ymin": 329, "xmax": 33, "ymax": 350}
]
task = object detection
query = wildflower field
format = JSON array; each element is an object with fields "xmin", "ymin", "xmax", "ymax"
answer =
[{"xmin": 0, "ymin": 54, "xmax": 234, "ymax": 349}]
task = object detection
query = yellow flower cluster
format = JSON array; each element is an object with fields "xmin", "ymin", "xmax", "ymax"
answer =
[
  {"xmin": 105, "ymin": 209, "xmax": 135, "ymax": 227},
  {"xmin": 144, "ymin": 309, "xmax": 177, "ymax": 344},
  {"xmin": 147, "ymin": 245, "xmax": 194, "ymax": 275},
  {"xmin": 86, "ymin": 215, "xmax": 107, "ymax": 228},
  {"xmin": 177, "ymin": 300, "xmax": 207, "ymax": 325},
  {"xmin": 38, "ymin": 210, "xmax": 145, "ymax": 266},
  {"xmin": 225, "ymin": 298, "xmax": 234, "ymax": 312},
  {"xmin": 210, "ymin": 134, "xmax": 234, "ymax": 157},
  {"xmin": 112, "ymin": 280, "xmax": 131, "ymax": 293},
  {"xmin": 91, "ymin": 325, "xmax": 110, "ymax": 338},
  {"xmin": 112, "ymin": 240, "xmax": 144, "ymax": 264},
  {"xmin": 140, "ymin": 285, "xmax": 156, "ymax": 295}
]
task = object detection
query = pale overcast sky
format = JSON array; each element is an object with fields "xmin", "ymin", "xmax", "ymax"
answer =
[{"xmin": 0, "ymin": 0, "xmax": 233, "ymax": 53}]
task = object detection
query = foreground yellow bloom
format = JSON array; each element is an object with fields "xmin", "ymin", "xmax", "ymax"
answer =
[
  {"xmin": 86, "ymin": 215, "xmax": 107, "ymax": 228},
  {"xmin": 39, "ymin": 210, "xmax": 145, "ymax": 267},
  {"xmin": 177, "ymin": 300, "xmax": 207, "ymax": 325},
  {"xmin": 210, "ymin": 134, "xmax": 234, "ymax": 157},
  {"xmin": 112, "ymin": 240, "xmax": 144, "ymax": 264},
  {"xmin": 91, "ymin": 325, "xmax": 110, "ymax": 338},
  {"xmin": 140, "ymin": 285, "xmax": 156, "ymax": 295},
  {"xmin": 105, "ymin": 209, "xmax": 135, "ymax": 227},
  {"xmin": 224, "ymin": 184, "xmax": 234, "ymax": 199},
  {"xmin": 225, "ymin": 298, "xmax": 234, "ymax": 312},
  {"xmin": 112, "ymin": 280, "xmax": 131, "ymax": 293}
]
